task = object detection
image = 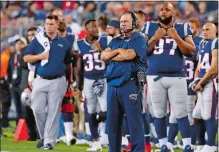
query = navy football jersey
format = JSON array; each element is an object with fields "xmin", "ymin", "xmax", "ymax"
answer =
[
  {"xmin": 76, "ymin": 36, "xmax": 112, "ymax": 80},
  {"xmin": 65, "ymin": 33, "xmax": 75, "ymax": 49},
  {"xmin": 185, "ymin": 36, "xmax": 202, "ymax": 95},
  {"xmin": 199, "ymin": 38, "xmax": 218, "ymax": 78},
  {"xmin": 141, "ymin": 22, "xmax": 193, "ymax": 77}
]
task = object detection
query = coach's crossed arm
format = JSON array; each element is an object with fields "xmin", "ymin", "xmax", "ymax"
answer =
[
  {"xmin": 100, "ymin": 48, "xmax": 120, "ymax": 61},
  {"xmin": 111, "ymin": 49, "xmax": 136, "ymax": 61},
  {"xmin": 101, "ymin": 48, "xmax": 137, "ymax": 62}
]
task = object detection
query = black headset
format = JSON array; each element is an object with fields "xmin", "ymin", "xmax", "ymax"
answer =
[{"xmin": 121, "ymin": 11, "xmax": 139, "ymax": 29}]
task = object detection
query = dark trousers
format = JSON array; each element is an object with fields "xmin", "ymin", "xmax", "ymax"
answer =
[
  {"xmin": 11, "ymin": 86, "xmax": 23, "ymax": 123},
  {"xmin": 107, "ymin": 80, "xmax": 144, "ymax": 152},
  {"xmin": 24, "ymin": 105, "xmax": 38, "ymax": 139},
  {"xmin": 0, "ymin": 84, "xmax": 11, "ymax": 127}
]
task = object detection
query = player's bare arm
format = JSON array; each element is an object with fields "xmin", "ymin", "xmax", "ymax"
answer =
[
  {"xmin": 167, "ymin": 28, "xmax": 195, "ymax": 56},
  {"xmin": 74, "ymin": 53, "xmax": 84, "ymax": 90},
  {"xmin": 66, "ymin": 63, "xmax": 73, "ymax": 90},
  {"xmin": 195, "ymin": 49, "xmax": 218, "ymax": 91},
  {"xmin": 23, "ymin": 51, "xmax": 49, "ymax": 63},
  {"xmin": 100, "ymin": 48, "xmax": 121, "ymax": 61},
  {"xmin": 74, "ymin": 53, "xmax": 84, "ymax": 100},
  {"xmin": 112, "ymin": 49, "xmax": 137, "ymax": 61},
  {"xmin": 147, "ymin": 28, "xmax": 166, "ymax": 54}
]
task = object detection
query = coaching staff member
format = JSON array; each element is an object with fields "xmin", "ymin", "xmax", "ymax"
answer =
[
  {"xmin": 23, "ymin": 15, "xmax": 72, "ymax": 150},
  {"xmin": 101, "ymin": 11, "xmax": 147, "ymax": 152}
]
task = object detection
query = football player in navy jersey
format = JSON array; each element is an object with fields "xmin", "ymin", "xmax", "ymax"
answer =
[
  {"xmin": 191, "ymin": 23, "xmax": 218, "ymax": 152},
  {"xmin": 141, "ymin": 2, "xmax": 195, "ymax": 152},
  {"xmin": 74, "ymin": 19, "xmax": 112, "ymax": 151},
  {"xmin": 57, "ymin": 21, "xmax": 82, "ymax": 146},
  {"xmin": 167, "ymin": 19, "xmax": 203, "ymax": 151}
]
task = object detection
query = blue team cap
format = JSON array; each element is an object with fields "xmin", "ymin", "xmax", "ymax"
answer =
[{"xmin": 108, "ymin": 20, "xmax": 120, "ymax": 29}]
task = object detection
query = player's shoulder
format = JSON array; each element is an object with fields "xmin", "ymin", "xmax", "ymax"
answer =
[
  {"xmin": 99, "ymin": 35, "xmax": 108, "ymax": 41},
  {"xmin": 77, "ymin": 38, "xmax": 85, "ymax": 43},
  {"xmin": 58, "ymin": 36, "xmax": 70, "ymax": 47},
  {"xmin": 66, "ymin": 33, "xmax": 75, "ymax": 38},
  {"xmin": 175, "ymin": 22, "xmax": 192, "ymax": 37},
  {"xmin": 196, "ymin": 36, "xmax": 203, "ymax": 41},
  {"xmin": 111, "ymin": 35, "xmax": 122, "ymax": 41},
  {"xmin": 132, "ymin": 31, "xmax": 145, "ymax": 40},
  {"xmin": 174, "ymin": 22, "xmax": 187, "ymax": 31},
  {"xmin": 193, "ymin": 36, "xmax": 203, "ymax": 46},
  {"xmin": 210, "ymin": 38, "xmax": 218, "ymax": 50},
  {"xmin": 76, "ymin": 39, "xmax": 87, "ymax": 50},
  {"xmin": 141, "ymin": 21, "xmax": 159, "ymax": 35},
  {"xmin": 59, "ymin": 36, "xmax": 68, "ymax": 43},
  {"xmin": 143, "ymin": 21, "xmax": 159, "ymax": 27},
  {"xmin": 211, "ymin": 37, "xmax": 218, "ymax": 43}
]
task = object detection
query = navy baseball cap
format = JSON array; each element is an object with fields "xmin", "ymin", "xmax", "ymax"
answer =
[{"xmin": 108, "ymin": 20, "xmax": 120, "ymax": 29}]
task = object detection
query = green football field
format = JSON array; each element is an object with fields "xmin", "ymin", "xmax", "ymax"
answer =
[{"xmin": 1, "ymin": 121, "xmax": 183, "ymax": 152}]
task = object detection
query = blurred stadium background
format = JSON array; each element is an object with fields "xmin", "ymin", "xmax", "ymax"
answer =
[{"xmin": 1, "ymin": 1, "xmax": 218, "ymax": 52}]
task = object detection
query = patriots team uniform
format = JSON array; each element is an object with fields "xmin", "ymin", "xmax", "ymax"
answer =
[
  {"xmin": 169, "ymin": 36, "xmax": 202, "ymax": 124},
  {"xmin": 141, "ymin": 22, "xmax": 192, "ymax": 118},
  {"xmin": 57, "ymin": 33, "xmax": 77, "ymax": 144},
  {"xmin": 192, "ymin": 38, "xmax": 218, "ymax": 147},
  {"xmin": 193, "ymin": 38, "xmax": 218, "ymax": 120},
  {"xmin": 186, "ymin": 36, "xmax": 202, "ymax": 95},
  {"xmin": 104, "ymin": 32, "xmax": 147, "ymax": 152},
  {"xmin": 65, "ymin": 33, "xmax": 75, "ymax": 49},
  {"xmin": 76, "ymin": 36, "xmax": 111, "ymax": 114},
  {"xmin": 183, "ymin": 36, "xmax": 202, "ymax": 126},
  {"xmin": 142, "ymin": 22, "xmax": 193, "ymax": 148}
]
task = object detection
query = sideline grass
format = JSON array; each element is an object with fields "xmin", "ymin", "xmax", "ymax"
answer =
[{"xmin": 2, "ymin": 121, "xmax": 184, "ymax": 152}]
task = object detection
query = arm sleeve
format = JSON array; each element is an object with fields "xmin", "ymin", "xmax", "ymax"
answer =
[
  {"xmin": 107, "ymin": 36, "xmax": 113, "ymax": 45},
  {"xmin": 107, "ymin": 38, "xmax": 115, "ymax": 49},
  {"xmin": 64, "ymin": 39, "xmax": 73, "ymax": 64},
  {"xmin": 184, "ymin": 23, "xmax": 193, "ymax": 38},
  {"xmin": 211, "ymin": 38, "xmax": 218, "ymax": 50},
  {"xmin": 64, "ymin": 47, "xmax": 72, "ymax": 64},
  {"xmin": 22, "ymin": 38, "xmax": 39, "ymax": 56},
  {"xmin": 141, "ymin": 22, "xmax": 150, "ymax": 38},
  {"xmin": 129, "ymin": 36, "xmax": 147, "ymax": 61},
  {"xmin": 73, "ymin": 35, "xmax": 79, "ymax": 51}
]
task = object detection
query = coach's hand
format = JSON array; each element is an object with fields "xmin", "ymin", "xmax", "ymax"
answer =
[
  {"xmin": 154, "ymin": 28, "xmax": 166, "ymax": 40},
  {"xmin": 167, "ymin": 28, "xmax": 178, "ymax": 40}
]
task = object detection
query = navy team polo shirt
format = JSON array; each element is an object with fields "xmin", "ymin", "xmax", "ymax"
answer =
[{"xmin": 23, "ymin": 34, "xmax": 72, "ymax": 78}]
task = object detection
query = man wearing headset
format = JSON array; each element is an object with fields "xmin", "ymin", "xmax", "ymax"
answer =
[{"xmin": 101, "ymin": 11, "xmax": 147, "ymax": 152}]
